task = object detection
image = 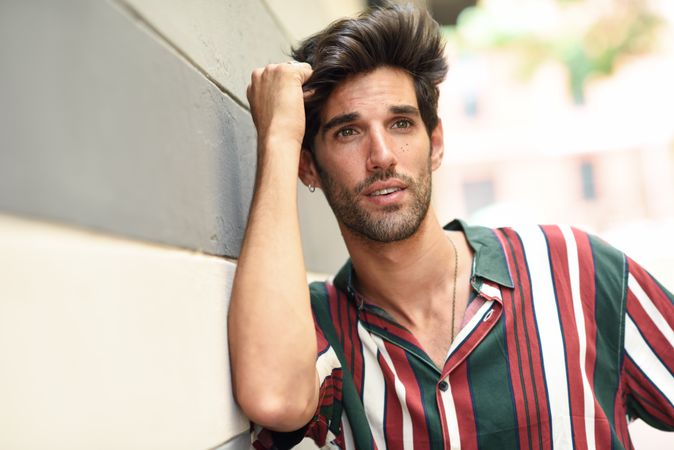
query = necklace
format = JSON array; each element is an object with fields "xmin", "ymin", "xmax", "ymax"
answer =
[{"xmin": 447, "ymin": 233, "xmax": 459, "ymax": 342}]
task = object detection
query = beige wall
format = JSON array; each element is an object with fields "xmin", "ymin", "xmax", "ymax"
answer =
[{"xmin": 0, "ymin": 214, "xmax": 247, "ymax": 449}]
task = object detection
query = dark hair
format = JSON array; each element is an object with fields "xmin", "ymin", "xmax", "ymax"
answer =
[{"xmin": 291, "ymin": 2, "xmax": 448, "ymax": 151}]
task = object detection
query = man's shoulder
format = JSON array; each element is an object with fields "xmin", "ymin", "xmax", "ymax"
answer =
[
  {"xmin": 308, "ymin": 279, "xmax": 343, "ymax": 316},
  {"xmin": 309, "ymin": 280, "xmax": 330, "ymax": 302},
  {"xmin": 456, "ymin": 220, "xmax": 626, "ymax": 272},
  {"xmin": 469, "ymin": 222, "xmax": 621, "ymax": 254}
]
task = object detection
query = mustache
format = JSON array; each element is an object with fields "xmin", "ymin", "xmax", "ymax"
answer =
[{"xmin": 355, "ymin": 169, "xmax": 415, "ymax": 195}]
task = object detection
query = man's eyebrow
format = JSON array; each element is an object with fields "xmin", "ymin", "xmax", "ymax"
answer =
[
  {"xmin": 390, "ymin": 104, "xmax": 420, "ymax": 116},
  {"xmin": 321, "ymin": 112, "xmax": 360, "ymax": 136},
  {"xmin": 320, "ymin": 105, "xmax": 419, "ymax": 137}
]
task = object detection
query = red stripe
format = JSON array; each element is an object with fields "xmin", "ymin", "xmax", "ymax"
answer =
[
  {"xmin": 344, "ymin": 289, "xmax": 366, "ymax": 397},
  {"xmin": 494, "ymin": 229, "xmax": 533, "ymax": 450},
  {"xmin": 326, "ymin": 283, "xmax": 343, "ymax": 343},
  {"xmin": 504, "ymin": 227, "xmax": 553, "ymax": 450},
  {"xmin": 627, "ymin": 257, "xmax": 674, "ymax": 330},
  {"xmin": 613, "ymin": 383, "xmax": 633, "ymax": 450},
  {"xmin": 626, "ymin": 288, "xmax": 674, "ymax": 374},
  {"xmin": 383, "ymin": 340, "xmax": 431, "ymax": 450},
  {"xmin": 305, "ymin": 416, "xmax": 329, "ymax": 447},
  {"xmin": 314, "ymin": 311, "xmax": 330, "ymax": 355},
  {"xmin": 572, "ymin": 228, "xmax": 613, "ymax": 448},
  {"xmin": 451, "ymin": 362, "xmax": 479, "ymax": 450},
  {"xmin": 444, "ymin": 286, "xmax": 502, "ymax": 379},
  {"xmin": 326, "ymin": 283, "xmax": 366, "ymax": 397},
  {"xmin": 253, "ymin": 428, "xmax": 274, "ymax": 449},
  {"xmin": 624, "ymin": 356, "xmax": 674, "ymax": 424},
  {"xmin": 360, "ymin": 310, "xmax": 422, "ymax": 349},
  {"xmin": 542, "ymin": 225, "xmax": 587, "ymax": 449},
  {"xmin": 377, "ymin": 351, "xmax": 404, "ymax": 450}
]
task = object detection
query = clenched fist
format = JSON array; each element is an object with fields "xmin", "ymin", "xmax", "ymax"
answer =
[{"xmin": 247, "ymin": 62, "xmax": 313, "ymax": 153}]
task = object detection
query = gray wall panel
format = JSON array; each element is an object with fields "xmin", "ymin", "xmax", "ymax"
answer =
[
  {"xmin": 120, "ymin": 0, "xmax": 291, "ymax": 103},
  {"xmin": 0, "ymin": 0, "xmax": 259, "ymax": 257}
]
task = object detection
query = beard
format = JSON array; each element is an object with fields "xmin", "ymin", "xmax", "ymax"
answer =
[{"xmin": 317, "ymin": 159, "xmax": 433, "ymax": 243}]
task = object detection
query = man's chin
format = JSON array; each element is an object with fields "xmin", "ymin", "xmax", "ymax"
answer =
[{"xmin": 346, "ymin": 214, "xmax": 424, "ymax": 243}]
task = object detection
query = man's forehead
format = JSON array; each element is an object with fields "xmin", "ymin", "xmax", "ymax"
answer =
[{"xmin": 320, "ymin": 67, "xmax": 418, "ymax": 123}]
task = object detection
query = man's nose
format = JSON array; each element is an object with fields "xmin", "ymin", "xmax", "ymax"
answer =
[{"xmin": 366, "ymin": 127, "xmax": 397, "ymax": 172}]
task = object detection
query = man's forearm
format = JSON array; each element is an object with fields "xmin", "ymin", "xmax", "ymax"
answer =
[{"xmin": 229, "ymin": 137, "xmax": 319, "ymax": 430}]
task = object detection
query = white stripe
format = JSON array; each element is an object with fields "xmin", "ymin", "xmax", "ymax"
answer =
[
  {"xmin": 516, "ymin": 225, "xmax": 574, "ymax": 448},
  {"xmin": 358, "ymin": 322, "xmax": 387, "ymax": 450},
  {"xmin": 374, "ymin": 335, "xmax": 414, "ymax": 450},
  {"xmin": 628, "ymin": 273, "xmax": 674, "ymax": 349},
  {"xmin": 340, "ymin": 411, "xmax": 355, "ymax": 450},
  {"xmin": 316, "ymin": 346, "xmax": 342, "ymax": 384},
  {"xmin": 479, "ymin": 281, "xmax": 501, "ymax": 300},
  {"xmin": 441, "ymin": 377, "xmax": 461, "ymax": 449},
  {"xmin": 625, "ymin": 315, "xmax": 674, "ymax": 406},
  {"xmin": 561, "ymin": 225, "xmax": 596, "ymax": 450},
  {"xmin": 447, "ymin": 300, "xmax": 494, "ymax": 357}
]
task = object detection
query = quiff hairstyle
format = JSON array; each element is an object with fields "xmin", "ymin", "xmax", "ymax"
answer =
[{"xmin": 291, "ymin": 2, "xmax": 448, "ymax": 151}]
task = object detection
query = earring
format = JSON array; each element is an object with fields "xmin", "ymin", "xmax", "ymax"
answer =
[{"xmin": 308, "ymin": 184, "xmax": 316, "ymax": 193}]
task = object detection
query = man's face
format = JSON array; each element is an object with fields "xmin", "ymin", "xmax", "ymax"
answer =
[{"xmin": 308, "ymin": 66, "xmax": 443, "ymax": 243}]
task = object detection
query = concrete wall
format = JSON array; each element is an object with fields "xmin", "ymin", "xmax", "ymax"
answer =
[{"xmin": 0, "ymin": 0, "xmax": 286, "ymax": 257}]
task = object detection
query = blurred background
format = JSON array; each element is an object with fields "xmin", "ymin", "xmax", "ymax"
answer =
[{"xmin": 0, "ymin": 0, "xmax": 671, "ymax": 448}]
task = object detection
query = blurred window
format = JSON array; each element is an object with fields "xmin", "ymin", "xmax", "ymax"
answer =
[
  {"xmin": 463, "ymin": 179, "xmax": 494, "ymax": 215},
  {"xmin": 463, "ymin": 93, "xmax": 479, "ymax": 117},
  {"xmin": 581, "ymin": 161, "xmax": 596, "ymax": 200}
]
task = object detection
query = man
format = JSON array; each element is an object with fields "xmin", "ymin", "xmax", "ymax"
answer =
[{"xmin": 229, "ymin": 3, "xmax": 674, "ymax": 449}]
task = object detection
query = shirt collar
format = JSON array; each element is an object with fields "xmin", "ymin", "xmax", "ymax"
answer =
[
  {"xmin": 444, "ymin": 219, "xmax": 514, "ymax": 289},
  {"xmin": 333, "ymin": 219, "xmax": 514, "ymax": 306}
]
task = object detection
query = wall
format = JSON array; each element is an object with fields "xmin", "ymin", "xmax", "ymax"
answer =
[{"xmin": 0, "ymin": 0, "xmax": 355, "ymax": 448}]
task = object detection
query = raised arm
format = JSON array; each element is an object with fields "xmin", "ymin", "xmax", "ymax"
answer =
[{"xmin": 228, "ymin": 62, "xmax": 319, "ymax": 431}]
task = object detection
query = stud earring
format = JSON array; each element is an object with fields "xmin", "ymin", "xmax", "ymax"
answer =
[{"xmin": 308, "ymin": 185, "xmax": 316, "ymax": 193}]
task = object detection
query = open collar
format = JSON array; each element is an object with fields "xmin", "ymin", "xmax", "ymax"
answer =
[{"xmin": 333, "ymin": 219, "xmax": 514, "ymax": 308}]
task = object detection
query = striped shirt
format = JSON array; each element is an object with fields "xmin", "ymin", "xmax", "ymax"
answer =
[{"xmin": 252, "ymin": 220, "xmax": 674, "ymax": 449}]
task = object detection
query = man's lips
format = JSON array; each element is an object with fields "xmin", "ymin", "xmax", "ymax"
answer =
[{"xmin": 362, "ymin": 180, "xmax": 407, "ymax": 197}]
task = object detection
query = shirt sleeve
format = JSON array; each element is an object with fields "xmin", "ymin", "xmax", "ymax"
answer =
[
  {"xmin": 251, "ymin": 284, "xmax": 344, "ymax": 449},
  {"xmin": 622, "ymin": 255, "xmax": 674, "ymax": 430}
]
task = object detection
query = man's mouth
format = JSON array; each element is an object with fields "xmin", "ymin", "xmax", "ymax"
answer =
[{"xmin": 368, "ymin": 187, "xmax": 403, "ymax": 197}]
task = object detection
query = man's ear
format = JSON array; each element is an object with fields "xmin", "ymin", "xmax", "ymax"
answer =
[
  {"xmin": 299, "ymin": 148, "xmax": 322, "ymax": 189},
  {"xmin": 430, "ymin": 118, "xmax": 445, "ymax": 172}
]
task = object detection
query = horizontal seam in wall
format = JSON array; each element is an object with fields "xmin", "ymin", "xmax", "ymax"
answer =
[{"xmin": 111, "ymin": 0, "xmax": 250, "ymax": 111}]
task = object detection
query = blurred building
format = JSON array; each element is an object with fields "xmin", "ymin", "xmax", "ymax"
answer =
[{"xmin": 434, "ymin": 0, "xmax": 674, "ymax": 285}]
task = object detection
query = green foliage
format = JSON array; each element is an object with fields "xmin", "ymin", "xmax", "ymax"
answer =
[{"xmin": 446, "ymin": 0, "xmax": 663, "ymax": 104}]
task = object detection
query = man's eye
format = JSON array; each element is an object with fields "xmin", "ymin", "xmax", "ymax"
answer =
[
  {"xmin": 392, "ymin": 119, "xmax": 412, "ymax": 129},
  {"xmin": 336, "ymin": 128, "xmax": 356, "ymax": 138}
]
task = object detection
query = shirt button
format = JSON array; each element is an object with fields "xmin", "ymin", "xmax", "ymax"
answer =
[{"xmin": 438, "ymin": 380, "xmax": 449, "ymax": 392}]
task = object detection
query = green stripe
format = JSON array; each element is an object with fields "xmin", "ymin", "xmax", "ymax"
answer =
[
  {"xmin": 467, "ymin": 318, "xmax": 519, "ymax": 448},
  {"xmin": 361, "ymin": 322, "xmax": 439, "ymax": 373},
  {"xmin": 309, "ymin": 282, "xmax": 374, "ymax": 449},
  {"xmin": 406, "ymin": 351, "xmax": 445, "ymax": 450},
  {"xmin": 625, "ymin": 384, "xmax": 674, "ymax": 431},
  {"xmin": 589, "ymin": 235, "xmax": 628, "ymax": 449}
]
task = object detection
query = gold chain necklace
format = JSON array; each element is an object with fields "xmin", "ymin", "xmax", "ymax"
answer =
[{"xmin": 447, "ymin": 234, "xmax": 459, "ymax": 343}]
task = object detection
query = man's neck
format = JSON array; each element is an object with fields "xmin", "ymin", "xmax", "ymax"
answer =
[{"xmin": 341, "ymin": 208, "xmax": 470, "ymax": 325}]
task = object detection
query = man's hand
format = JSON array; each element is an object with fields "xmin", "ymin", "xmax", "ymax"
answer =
[{"xmin": 246, "ymin": 62, "xmax": 313, "ymax": 150}]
